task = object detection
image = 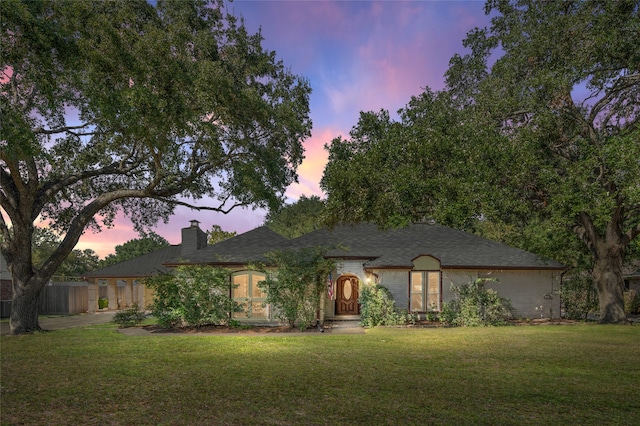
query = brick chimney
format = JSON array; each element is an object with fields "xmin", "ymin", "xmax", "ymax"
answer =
[{"xmin": 181, "ymin": 220, "xmax": 207, "ymax": 257}]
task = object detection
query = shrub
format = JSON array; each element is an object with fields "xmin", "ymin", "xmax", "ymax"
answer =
[
  {"xmin": 256, "ymin": 247, "xmax": 337, "ymax": 330},
  {"xmin": 624, "ymin": 290, "xmax": 640, "ymax": 315},
  {"xmin": 359, "ymin": 284, "xmax": 415, "ymax": 327},
  {"xmin": 558, "ymin": 273, "xmax": 598, "ymax": 320},
  {"xmin": 145, "ymin": 266, "xmax": 240, "ymax": 328},
  {"xmin": 440, "ymin": 278, "xmax": 513, "ymax": 327},
  {"xmin": 113, "ymin": 304, "xmax": 147, "ymax": 327}
]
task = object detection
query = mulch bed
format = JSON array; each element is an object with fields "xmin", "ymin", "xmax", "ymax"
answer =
[
  {"xmin": 142, "ymin": 324, "xmax": 326, "ymax": 334},
  {"xmin": 139, "ymin": 316, "xmax": 638, "ymax": 334}
]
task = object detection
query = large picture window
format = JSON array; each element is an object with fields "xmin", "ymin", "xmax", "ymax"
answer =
[
  {"xmin": 232, "ymin": 271, "xmax": 267, "ymax": 319},
  {"xmin": 410, "ymin": 271, "xmax": 440, "ymax": 312}
]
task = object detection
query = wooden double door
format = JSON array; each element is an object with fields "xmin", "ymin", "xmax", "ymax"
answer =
[{"xmin": 335, "ymin": 276, "xmax": 360, "ymax": 315}]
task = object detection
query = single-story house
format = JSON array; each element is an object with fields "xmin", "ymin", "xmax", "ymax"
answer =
[
  {"xmin": 625, "ymin": 271, "xmax": 640, "ymax": 293},
  {"xmin": 85, "ymin": 220, "xmax": 566, "ymax": 322},
  {"xmin": 1, "ymin": 254, "xmax": 12, "ymax": 318}
]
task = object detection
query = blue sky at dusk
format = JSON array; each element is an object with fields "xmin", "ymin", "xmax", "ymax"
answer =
[{"xmin": 78, "ymin": 0, "xmax": 493, "ymax": 257}]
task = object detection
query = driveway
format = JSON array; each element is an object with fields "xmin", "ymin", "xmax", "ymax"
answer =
[{"xmin": 0, "ymin": 311, "xmax": 117, "ymax": 335}]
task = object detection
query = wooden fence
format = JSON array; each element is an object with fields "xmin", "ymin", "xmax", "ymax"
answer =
[{"xmin": 39, "ymin": 282, "xmax": 89, "ymax": 315}]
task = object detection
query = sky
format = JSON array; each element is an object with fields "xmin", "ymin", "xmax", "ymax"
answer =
[{"xmin": 75, "ymin": 0, "xmax": 493, "ymax": 258}]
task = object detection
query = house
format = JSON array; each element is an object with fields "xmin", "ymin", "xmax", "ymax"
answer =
[
  {"xmin": 83, "ymin": 241, "xmax": 183, "ymax": 312},
  {"xmin": 625, "ymin": 271, "xmax": 640, "ymax": 293},
  {"xmin": 85, "ymin": 220, "xmax": 565, "ymax": 321},
  {"xmin": 1, "ymin": 254, "xmax": 12, "ymax": 318},
  {"xmin": 288, "ymin": 223, "xmax": 564, "ymax": 320}
]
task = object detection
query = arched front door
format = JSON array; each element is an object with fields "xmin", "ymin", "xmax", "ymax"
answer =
[{"xmin": 335, "ymin": 276, "xmax": 360, "ymax": 315}]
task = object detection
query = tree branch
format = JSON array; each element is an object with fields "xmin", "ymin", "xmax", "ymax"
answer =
[
  {"xmin": 627, "ymin": 222, "xmax": 640, "ymax": 242},
  {"xmin": 157, "ymin": 196, "xmax": 248, "ymax": 214},
  {"xmin": 588, "ymin": 73, "xmax": 640, "ymax": 125},
  {"xmin": 573, "ymin": 211, "xmax": 601, "ymax": 257},
  {"xmin": 33, "ymin": 158, "xmax": 145, "ymax": 220},
  {"xmin": 33, "ymin": 123, "xmax": 96, "ymax": 136},
  {"xmin": 0, "ymin": 166, "xmax": 18, "ymax": 213}
]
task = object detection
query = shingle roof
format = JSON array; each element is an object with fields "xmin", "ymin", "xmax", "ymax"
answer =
[
  {"xmin": 85, "ymin": 222, "xmax": 564, "ymax": 278},
  {"xmin": 84, "ymin": 245, "xmax": 182, "ymax": 278},
  {"xmin": 289, "ymin": 223, "xmax": 564, "ymax": 270},
  {"xmin": 170, "ymin": 226, "xmax": 289, "ymax": 265}
]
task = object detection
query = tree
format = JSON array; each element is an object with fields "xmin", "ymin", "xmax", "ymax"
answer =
[
  {"xmin": 322, "ymin": 1, "xmax": 639, "ymax": 323},
  {"xmin": 32, "ymin": 227, "xmax": 99, "ymax": 278},
  {"xmin": 1, "ymin": 0, "xmax": 311, "ymax": 334},
  {"xmin": 264, "ymin": 195, "xmax": 326, "ymax": 238},
  {"xmin": 322, "ymin": 92, "xmax": 479, "ymax": 232},
  {"xmin": 445, "ymin": 0, "xmax": 640, "ymax": 323},
  {"xmin": 255, "ymin": 247, "xmax": 336, "ymax": 330},
  {"xmin": 206, "ymin": 224, "xmax": 236, "ymax": 245},
  {"xmin": 99, "ymin": 232, "xmax": 169, "ymax": 268}
]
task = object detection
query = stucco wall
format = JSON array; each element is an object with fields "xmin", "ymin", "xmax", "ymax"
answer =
[
  {"xmin": 325, "ymin": 262, "xmax": 562, "ymax": 320},
  {"xmin": 442, "ymin": 269, "xmax": 561, "ymax": 319},
  {"xmin": 374, "ymin": 269, "xmax": 410, "ymax": 311}
]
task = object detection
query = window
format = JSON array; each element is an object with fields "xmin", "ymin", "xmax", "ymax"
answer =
[
  {"xmin": 410, "ymin": 271, "xmax": 440, "ymax": 312},
  {"xmin": 232, "ymin": 271, "xmax": 267, "ymax": 319}
]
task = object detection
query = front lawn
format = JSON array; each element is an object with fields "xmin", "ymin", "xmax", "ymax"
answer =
[{"xmin": 1, "ymin": 324, "xmax": 638, "ymax": 425}]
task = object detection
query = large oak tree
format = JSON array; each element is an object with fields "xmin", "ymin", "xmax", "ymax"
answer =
[
  {"xmin": 322, "ymin": 0, "xmax": 639, "ymax": 323},
  {"xmin": 1, "ymin": 0, "xmax": 311, "ymax": 333}
]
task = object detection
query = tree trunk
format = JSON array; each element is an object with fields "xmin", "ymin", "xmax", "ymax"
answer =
[
  {"xmin": 10, "ymin": 276, "xmax": 44, "ymax": 334},
  {"xmin": 575, "ymin": 210, "xmax": 630, "ymax": 324},
  {"xmin": 592, "ymin": 254, "xmax": 627, "ymax": 324}
]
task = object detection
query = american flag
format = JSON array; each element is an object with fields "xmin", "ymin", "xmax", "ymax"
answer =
[{"xmin": 327, "ymin": 272, "xmax": 334, "ymax": 300}]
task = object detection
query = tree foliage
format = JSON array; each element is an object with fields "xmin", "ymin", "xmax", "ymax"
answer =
[
  {"xmin": 322, "ymin": 92, "xmax": 478, "ymax": 231},
  {"xmin": 439, "ymin": 279, "xmax": 514, "ymax": 327},
  {"xmin": 0, "ymin": 0, "xmax": 311, "ymax": 333},
  {"xmin": 145, "ymin": 265, "xmax": 238, "ymax": 328},
  {"xmin": 322, "ymin": 0, "xmax": 639, "ymax": 323},
  {"xmin": 100, "ymin": 232, "xmax": 169, "ymax": 268},
  {"xmin": 255, "ymin": 247, "xmax": 336, "ymax": 330},
  {"xmin": 206, "ymin": 224, "xmax": 237, "ymax": 245},
  {"xmin": 264, "ymin": 195, "xmax": 326, "ymax": 238},
  {"xmin": 359, "ymin": 284, "xmax": 414, "ymax": 327},
  {"xmin": 32, "ymin": 227, "xmax": 99, "ymax": 278}
]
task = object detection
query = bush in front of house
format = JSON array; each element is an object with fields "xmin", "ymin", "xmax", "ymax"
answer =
[
  {"xmin": 256, "ymin": 247, "xmax": 337, "ymax": 330},
  {"xmin": 113, "ymin": 304, "xmax": 147, "ymax": 327},
  {"xmin": 145, "ymin": 266, "xmax": 240, "ymax": 328},
  {"xmin": 557, "ymin": 272, "xmax": 598, "ymax": 320},
  {"xmin": 440, "ymin": 278, "xmax": 514, "ymax": 327},
  {"xmin": 359, "ymin": 284, "xmax": 414, "ymax": 327},
  {"xmin": 624, "ymin": 290, "xmax": 640, "ymax": 315}
]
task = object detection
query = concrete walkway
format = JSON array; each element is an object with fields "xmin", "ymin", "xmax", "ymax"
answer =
[
  {"xmin": 327, "ymin": 320, "xmax": 365, "ymax": 334},
  {"xmin": 1, "ymin": 313, "xmax": 366, "ymax": 335},
  {"xmin": 0, "ymin": 311, "xmax": 117, "ymax": 335}
]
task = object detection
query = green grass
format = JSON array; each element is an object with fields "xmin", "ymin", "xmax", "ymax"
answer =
[{"xmin": 2, "ymin": 324, "xmax": 639, "ymax": 425}]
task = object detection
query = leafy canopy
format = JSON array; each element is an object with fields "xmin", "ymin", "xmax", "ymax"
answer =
[
  {"xmin": 322, "ymin": 0, "xmax": 640, "ymax": 268},
  {"xmin": 321, "ymin": 1, "xmax": 639, "ymax": 323},
  {"xmin": 99, "ymin": 232, "xmax": 169, "ymax": 268},
  {"xmin": 206, "ymin": 224, "xmax": 237, "ymax": 245},
  {"xmin": 32, "ymin": 227, "xmax": 99, "ymax": 278},
  {"xmin": 1, "ymin": 0, "xmax": 312, "ymax": 333},
  {"xmin": 264, "ymin": 195, "xmax": 326, "ymax": 238},
  {"xmin": 0, "ymin": 0, "xmax": 310, "ymax": 282}
]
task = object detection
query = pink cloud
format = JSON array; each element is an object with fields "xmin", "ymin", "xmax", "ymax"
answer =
[
  {"xmin": 285, "ymin": 126, "xmax": 345, "ymax": 199},
  {"xmin": 75, "ymin": 202, "xmax": 269, "ymax": 258}
]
